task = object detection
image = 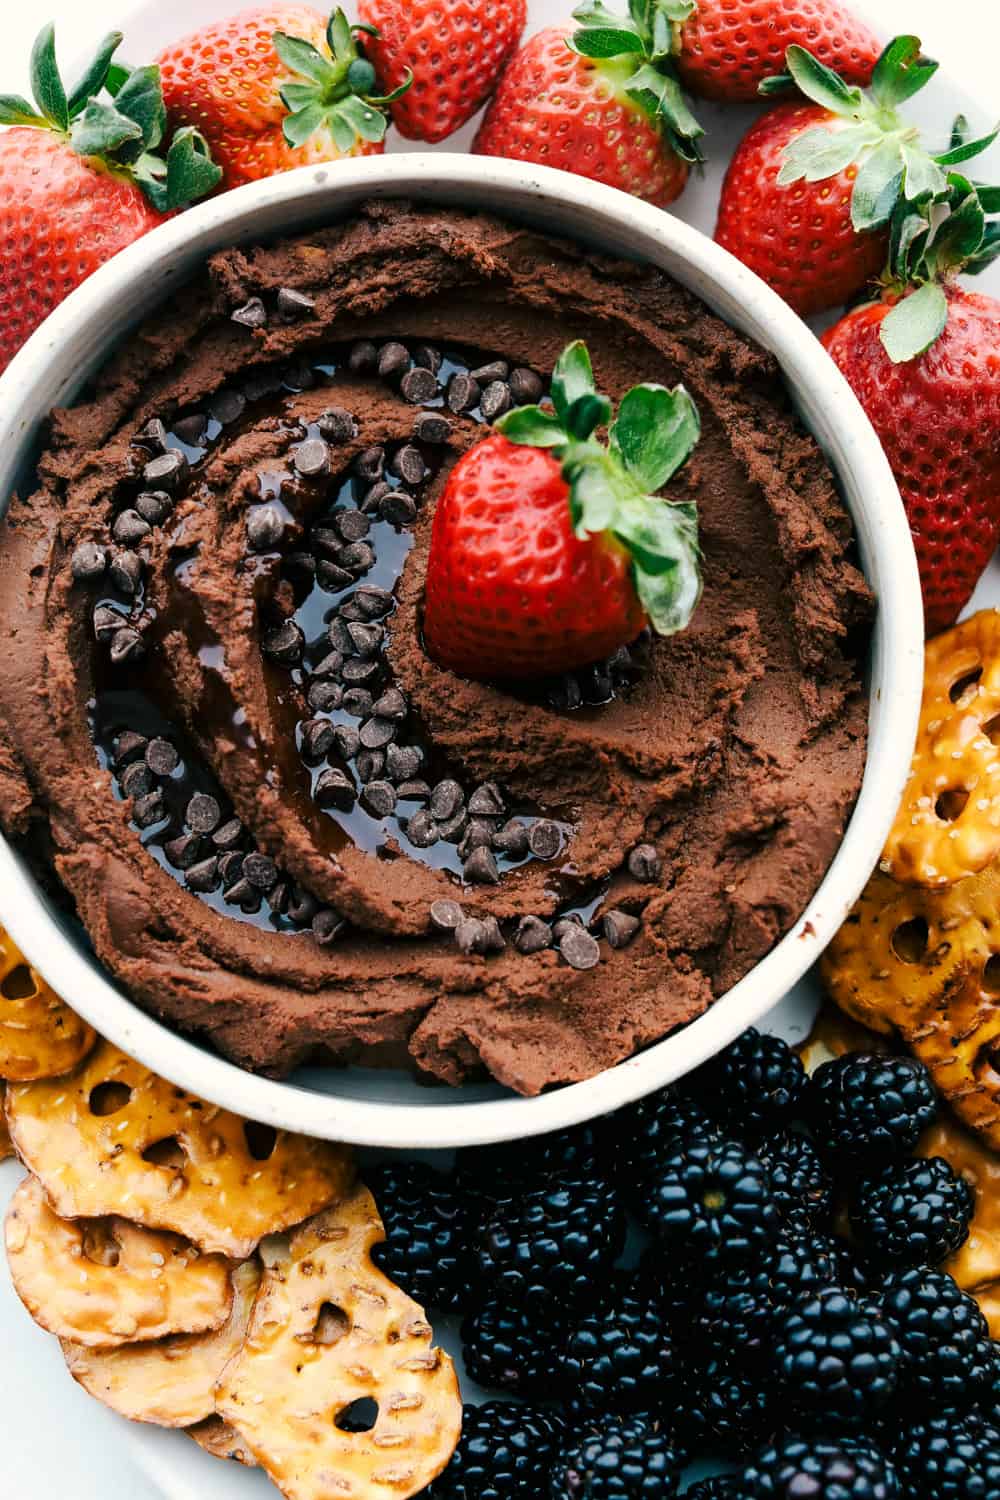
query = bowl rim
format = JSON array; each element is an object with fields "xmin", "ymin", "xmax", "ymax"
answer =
[{"xmin": 0, "ymin": 153, "xmax": 924, "ymax": 1148}]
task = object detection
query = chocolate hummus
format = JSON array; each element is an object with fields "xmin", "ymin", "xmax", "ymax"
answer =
[{"xmin": 0, "ymin": 202, "xmax": 872, "ymax": 1096}]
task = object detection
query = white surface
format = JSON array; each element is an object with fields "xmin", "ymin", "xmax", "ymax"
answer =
[{"xmin": 0, "ymin": 0, "xmax": 998, "ymax": 1496}]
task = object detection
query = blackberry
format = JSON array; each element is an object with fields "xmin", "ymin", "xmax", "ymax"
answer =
[
  {"xmin": 682, "ymin": 1354, "xmax": 775, "ymax": 1456},
  {"xmin": 641, "ymin": 1136, "xmax": 781, "ymax": 1262},
  {"xmin": 808, "ymin": 1054, "xmax": 938, "ymax": 1166},
  {"xmin": 548, "ymin": 1417, "xmax": 684, "ymax": 1498},
  {"xmin": 699, "ymin": 1234, "xmax": 841, "ymax": 1367},
  {"xmin": 478, "ymin": 1174, "xmax": 626, "ymax": 1309},
  {"xmin": 597, "ymin": 1086, "xmax": 718, "ymax": 1196},
  {"xmin": 893, "ymin": 1413, "xmax": 1000, "ymax": 1499},
  {"xmin": 756, "ymin": 1130, "xmax": 833, "ymax": 1234},
  {"xmin": 458, "ymin": 1122, "xmax": 601, "ymax": 1199},
  {"xmin": 366, "ymin": 1161, "xmax": 473, "ymax": 1311},
  {"xmin": 849, "ymin": 1157, "xmax": 975, "ymax": 1267},
  {"xmin": 695, "ymin": 1027, "xmax": 808, "ymax": 1136},
  {"xmin": 426, "ymin": 1402, "xmax": 565, "ymax": 1499},
  {"xmin": 562, "ymin": 1275, "xmax": 678, "ymax": 1417},
  {"xmin": 462, "ymin": 1294, "xmax": 568, "ymax": 1400},
  {"xmin": 684, "ymin": 1483, "xmax": 741, "ymax": 1500},
  {"xmin": 774, "ymin": 1288, "xmax": 901, "ymax": 1429},
  {"xmin": 743, "ymin": 1435, "xmax": 901, "ymax": 1499},
  {"xmin": 879, "ymin": 1267, "xmax": 997, "ymax": 1408}
]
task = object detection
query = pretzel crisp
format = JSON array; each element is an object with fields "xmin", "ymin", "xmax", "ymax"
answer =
[
  {"xmin": 5, "ymin": 1040, "xmax": 355, "ymax": 1257},
  {"xmin": 0, "ymin": 1085, "xmax": 12, "ymax": 1160},
  {"xmin": 0, "ymin": 925, "xmax": 96, "ymax": 1081},
  {"xmin": 216, "ymin": 1184, "xmax": 462, "ymax": 1500},
  {"xmin": 189, "ymin": 1416, "xmax": 259, "ymax": 1467},
  {"xmin": 5, "ymin": 1174, "xmax": 234, "ymax": 1349},
  {"xmin": 62, "ymin": 1258, "xmax": 260, "ymax": 1428},
  {"xmin": 883, "ymin": 611, "xmax": 1000, "ymax": 887}
]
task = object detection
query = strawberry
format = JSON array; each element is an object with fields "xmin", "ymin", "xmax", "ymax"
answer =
[
  {"xmin": 423, "ymin": 341, "xmax": 703, "ymax": 680},
  {"xmin": 473, "ymin": 5, "xmax": 705, "ymax": 211},
  {"xmin": 716, "ymin": 37, "xmax": 1000, "ymax": 318},
  {"xmin": 822, "ymin": 173, "xmax": 1000, "ymax": 634},
  {"xmin": 357, "ymin": 0, "xmax": 527, "ymax": 144},
  {"xmin": 675, "ymin": 0, "xmax": 881, "ymax": 102},
  {"xmin": 158, "ymin": 6, "xmax": 409, "ymax": 190},
  {"xmin": 0, "ymin": 26, "xmax": 220, "ymax": 373}
]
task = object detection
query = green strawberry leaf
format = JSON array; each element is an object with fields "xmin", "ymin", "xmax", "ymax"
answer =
[
  {"xmin": 611, "ymin": 383, "xmax": 700, "ymax": 492},
  {"xmin": 571, "ymin": 28, "xmax": 647, "ymax": 58},
  {"xmin": 759, "ymin": 71, "xmax": 794, "ymax": 97},
  {"xmin": 0, "ymin": 94, "xmax": 43, "ymax": 126},
  {"xmin": 497, "ymin": 407, "xmax": 568, "ymax": 448},
  {"xmin": 625, "ymin": 63, "xmax": 704, "ymax": 159},
  {"xmin": 284, "ymin": 101, "xmax": 330, "ymax": 148},
  {"xmin": 777, "ymin": 122, "xmax": 877, "ymax": 185},
  {"xmin": 30, "ymin": 23, "xmax": 68, "ymax": 132},
  {"xmin": 900, "ymin": 140, "xmax": 947, "ymax": 201},
  {"xmin": 784, "ymin": 44, "xmax": 863, "ymax": 117},
  {"xmin": 851, "ymin": 137, "xmax": 905, "ymax": 230},
  {"xmin": 327, "ymin": 7, "xmax": 355, "ymax": 61},
  {"xmin": 880, "ymin": 282, "xmax": 949, "ymax": 363},
  {"xmin": 335, "ymin": 92, "xmax": 388, "ymax": 145},
  {"xmin": 870, "ymin": 35, "xmax": 937, "ymax": 110},
  {"xmin": 967, "ymin": 222, "xmax": 1000, "ymax": 274},
  {"xmin": 67, "ymin": 31, "xmax": 123, "ymax": 118},
  {"xmin": 568, "ymin": 455, "xmax": 624, "ymax": 536},
  {"xmin": 273, "ymin": 32, "xmax": 337, "ymax": 86},
  {"xmin": 973, "ymin": 183, "xmax": 1000, "ymax": 213},
  {"xmin": 566, "ymin": 392, "xmax": 613, "ymax": 440},
  {"xmin": 104, "ymin": 62, "xmax": 133, "ymax": 97},
  {"xmin": 614, "ymin": 496, "xmax": 701, "ymax": 635},
  {"xmin": 931, "ymin": 190, "xmax": 987, "ymax": 269},
  {"xmin": 70, "ymin": 97, "xmax": 143, "ymax": 158},
  {"xmin": 575, "ymin": 0, "xmax": 642, "ymax": 30},
  {"xmin": 551, "ymin": 341, "xmax": 597, "ymax": 423},
  {"xmin": 162, "ymin": 126, "xmax": 223, "ymax": 210},
  {"xmin": 114, "ymin": 65, "xmax": 166, "ymax": 152},
  {"xmin": 280, "ymin": 81, "xmax": 320, "ymax": 111},
  {"xmin": 936, "ymin": 123, "xmax": 1000, "ymax": 167},
  {"xmin": 890, "ymin": 206, "xmax": 931, "ymax": 282}
]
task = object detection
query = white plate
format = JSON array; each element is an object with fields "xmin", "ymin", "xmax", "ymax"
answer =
[{"xmin": 2, "ymin": 0, "xmax": 999, "ymax": 1495}]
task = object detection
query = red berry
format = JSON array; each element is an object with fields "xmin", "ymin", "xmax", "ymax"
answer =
[{"xmin": 678, "ymin": 0, "xmax": 880, "ymax": 102}]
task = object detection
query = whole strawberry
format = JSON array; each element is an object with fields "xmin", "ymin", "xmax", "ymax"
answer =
[
  {"xmin": 676, "ymin": 0, "xmax": 880, "ymax": 102},
  {"xmin": 358, "ymin": 0, "xmax": 527, "ymax": 144},
  {"xmin": 716, "ymin": 37, "xmax": 996, "ymax": 318},
  {"xmin": 159, "ymin": 6, "xmax": 409, "ymax": 190},
  {"xmin": 0, "ymin": 26, "xmax": 220, "ymax": 373},
  {"xmin": 423, "ymin": 342, "xmax": 703, "ymax": 680},
  {"xmin": 473, "ymin": 5, "xmax": 704, "ymax": 210}
]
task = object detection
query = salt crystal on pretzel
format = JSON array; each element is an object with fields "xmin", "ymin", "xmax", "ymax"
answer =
[
  {"xmin": 5, "ymin": 1040, "xmax": 354, "ymax": 1257},
  {"xmin": 884, "ymin": 610, "xmax": 1000, "ymax": 887},
  {"xmin": 5, "ymin": 1174, "xmax": 234, "ymax": 1349},
  {"xmin": 216, "ymin": 1183, "xmax": 462, "ymax": 1500},
  {"xmin": 188, "ymin": 1416, "xmax": 259, "ymax": 1467},
  {"xmin": 62, "ymin": 1258, "xmax": 260, "ymax": 1428},
  {"xmin": 0, "ymin": 924, "xmax": 96, "ymax": 1081}
]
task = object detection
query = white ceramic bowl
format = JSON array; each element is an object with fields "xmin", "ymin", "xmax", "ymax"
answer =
[{"xmin": 0, "ymin": 155, "xmax": 923, "ymax": 1147}]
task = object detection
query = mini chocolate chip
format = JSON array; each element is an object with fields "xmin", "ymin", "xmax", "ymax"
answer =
[
  {"xmin": 355, "ymin": 446, "xmax": 385, "ymax": 483},
  {"xmin": 262, "ymin": 620, "xmax": 305, "ymax": 666},
  {"xmin": 244, "ymin": 852, "xmax": 278, "ymax": 891},
  {"xmin": 132, "ymin": 790, "xmax": 165, "ymax": 829},
  {"xmin": 346, "ymin": 621, "xmax": 383, "ymax": 658},
  {"xmin": 413, "ymin": 344, "xmax": 443, "ymax": 374},
  {"xmin": 186, "ymin": 857, "xmax": 220, "ymax": 894},
  {"xmin": 316, "ymin": 527, "xmax": 348, "ymax": 560},
  {"xmin": 455, "ymin": 918, "xmax": 489, "ymax": 956},
  {"xmin": 560, "ymin": 925, "xmax": 601, "ymax": 971},
  {"xmin": 315, "ymin": 769, "xmax": 356, "ymax": 811},
  {"xmin": 380, "ymin": 491, "xmax": 417, "ymax": 526},
  {"xmin": 301, "ymin": 718, "xmax": 336, "ymax": 763},
  {"xmin": 213, "ymin": 820, "xmax": 245, "ymax": 852},
  {"xmin": 429, "ymin": 900, "xmax": 464, "ymax": 933},
  {"xmin": 481, "ymin": 915, "xmax": 506, "ymax": 954},
  {"xmin": 385, "ymin": 744, "xmax": 423, "ymax": 783},
  {"xmin": 342, "ymin": 687, "xmax": 374, "ymax": 718},
  {"xmin": 242, "ymin": 369, "xmax": 283, "ymax": 401},
  {"xmin": 603, "ymin": 910, "xmax": 641, "ymax": 949},
  {"xmin": 318, "ymin": 406, "xmax": 356, "ymax": 443},
  {"xmin": 360, "ymin": 481, "xmax": 393, "ymax": 515},
  {"xmin": 143, "ymin": 450, "xmax": 188, "ymax": 491},
  {"xmin": 269, "ymin": 881, "xmax": 291, "ymax": 915},
  {"xmin": 112, "ymin": 509, "xmax": 152, "ymax": 547},
  {"xmin": 312, "ymin": 650, "xmax": 344, "ymax": 681},
  {"xmin": 186, "ymin": 794, "xmax": 221, "ymax": 834},
  {"xmin": 224, "ymin": 878, "xmax": 261, "ymax": 913},
  {"xmin": 165, "ymin": 832, "xmax": 202, "ymax": 871},
  {"xmin": 627, "ymin": 844, "xmax": 661, "ymax": 883},
  {"xmin": 247, "ymin": 505, "xmax": 285, "ymax": 551},
  {"xmin": 317, "ymin": 561, "xmax": 354, "ymax": 592},
  {"xmin": 493, "ymin": 819, "xmax": 530, "ymax": 859},
  {"xmin": 349, "ymin": 340, "xmax": 377, "ymax": 373},
  {"xmin": 548, "ymin": 674, "xmax": 583, "ymax": 712},
  {"xmin": 284, "ymin": 363, "xmax": 315, "ymax": 393},
  {"xmin": 378, "ymin": 342, "xmax": 410, "ymax": 381},
  {"xmin": 406, "ymin": 809, "xmax": 439, "ymax": 848},
  {"xmin": 341, "ymin": 657, "xmax": 380, "ymax": 687},
  {"xmin": 335, "ymin": 509, "xmax": 370, "ymax": 543},
  {"xmin": 313, "ymin": 909, "xmax": 346, "ymax": 945},
  {"xmin": 400, "ymin": 367, "xmax": 439, "ymax": 405},
  {"xmin": 354, "ymin": 586, "xmax": 393, "ymax": 621},
  {"xmin": 509, "ymin": 368, "xmax": 544, "ymax": 404},
  {"xmin": 71, "ymin": 542, "xmax": 108, "ymax": 582},
  {"xmin": 472, "ymin": 360, "xmax": 510, "ymax": 383},
  {"xmin": 210, "ymin": 388, "xmax": 246, "ymax": 425},
  {"xmin": 146, "ymin": 738, "xmax": 180, "ymax": 777},
  {"xmin": 413, "ymin": 412, "xmax": 452, "ymax": 444},
  {"xmin": 288, "ymin": 887, "xmax": 319, "ymax": 924},
  {"xmin": 468, "ymin": 782, "xmax": 505, "ymax": 818},
  {"xmin": 361, "ymin": 780, "xmax": 397, "ymax": 818},
  {"xmin": 110, "ymin": 627, "xmax": 145, "ymax": 666},
  {"xmin": 293, "ymin": 438, "xmax": 330, "ymax": 478},
  {"xmin": 514, "ymin": 915, "xmax": 552, "ymax": 955},
  {"xmin": 136, "ymin": 491, "xmax": 173, "ymax": 526},
  {"xmin": 285, "ymin": 553, "xmax": 317, "ymax": 590},
  {"xmin": 93, "ymin": 605, "xmax": 122, "ymax": 643},
  {"xmin": 109, "ymin": 550, "xmax": 143, "ymax": 595},
  {"xmin": 218, "ymin": 852, "xmax": 246, "ymax": 886},
  {"xmin": 232, "ymin": 297, "xmax": 267, "ymax": 329},
  {"xmin": 359, "ymin": 716, "xmax": 396, "ymax": 751},
  {"xmin": 586, "ymin": 667, "xmax": 614, "ymax": 703},
  {"xmin": 398, "ymin": 779, "xmax": 431, "ymax": 801},
  {"xmin": 121, "ymin": 761, "xmax": 154, "ymax": 799},
  {"xmin": 115, "ymin": 731, "xmax": 148, "ymax": 767},
  {"xmin": 332, "ymin": 724, "xmax": 361, "ymax": 760},
  {"xmin": 429, "ymin": 780, "xmax": 464, "ymax": 822},
  {"xmin": 356, "ymin": 748, "xmax": 385, "ymax": 783},
  {"xmin": 137, "ymin": 416, "xmax": 168, "ymax": 451},
  {"xmin": 480, "ymin": 381, "xmax": 513, "ymax": 422},
  {"xmin": 373, "ymin": 688, "xmax": 407, "ymax": 721},
  {"xmin": 340, "ymin": 541, "xmax": 375, "ymax": 574},
  {"xmin": 553, "ymin": 915, "xmax": 584, "ymax": 942},
  {"xmin": 276, "ymin": 287, "xmax": 316, "ymax": 318},
  {"xmin": 459, "ymin": 820, "xmax": 495, "ymax": 860},
  {"xmin": 172, "ymin": 414, "xmax": 208, "ymax": 447},
  {"xmin": 528, "ymin": 820, "xmax": 563, "ymax": 860},
  {"xmin": 447, "ymin": 373, "xmax": 481, "ymax": 414},
  {"xmin": 438, "ymin": 809, "xmax": 469, "ymax": 844},
  {"xmin": 389, "ymin": 445, "xmax": 427, "ymax": 486},
  {"xmin": 308, "ymin": 681, "xmax": 344, "ymax": 714}
]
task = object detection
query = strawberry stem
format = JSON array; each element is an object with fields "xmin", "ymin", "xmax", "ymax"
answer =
[{"xmin": 274, "ymin": 7, "xmax": 412, "ymax": 153}]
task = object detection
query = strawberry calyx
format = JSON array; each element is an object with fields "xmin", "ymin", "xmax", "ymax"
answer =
[
  {"xmin": 0, "ymin": 24, "xmax": 221, "ymax": 212},
  {"xmin": 496, "ymin": 341, "xmax": 703, "ymax": 638},
  {"xmin": 569, "ymin": 0, "xmax": 704, "ymax": 164},
  {"xmin": 273, "ymin": 8, "xmax": 412, "ymax": 153}
]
